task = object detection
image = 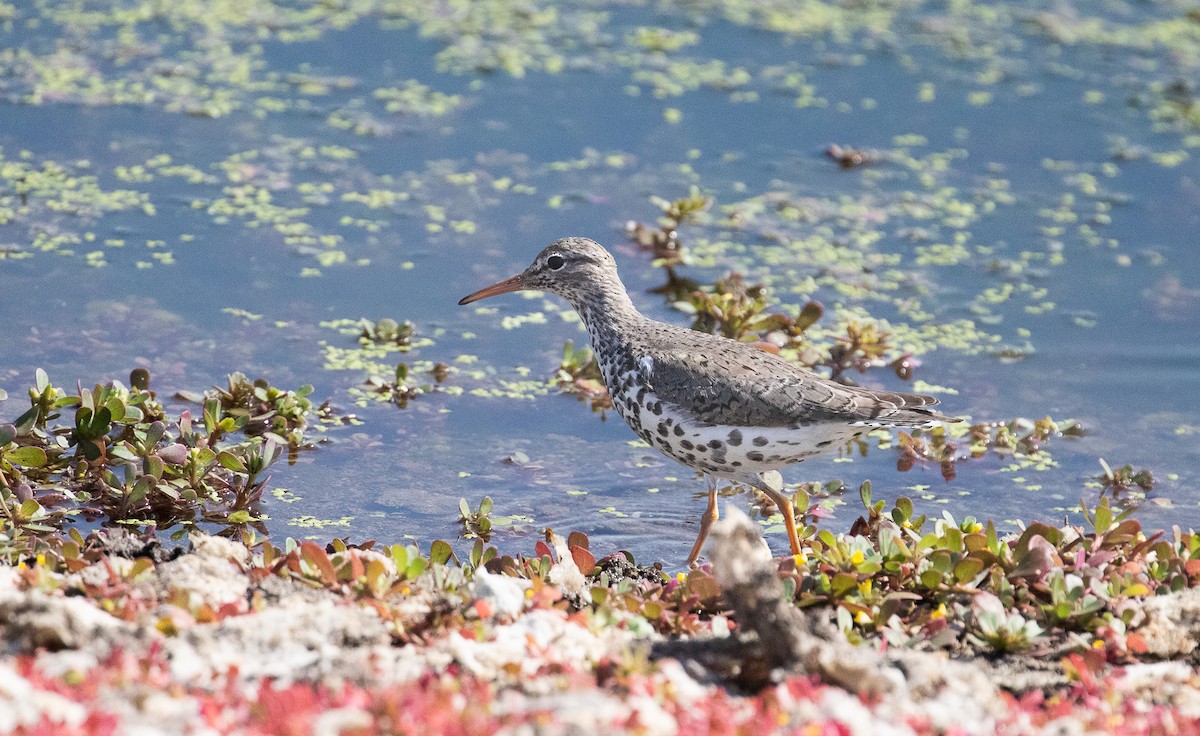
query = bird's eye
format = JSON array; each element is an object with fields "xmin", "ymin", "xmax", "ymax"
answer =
[{"xmin": 546, "ymin": 254, "xmax": 566, "ymax": 270}]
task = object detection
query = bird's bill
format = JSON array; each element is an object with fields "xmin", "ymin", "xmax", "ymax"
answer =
[{"xmin": 458, "ymin": 273, "xmax": 527, "ymax": 305}]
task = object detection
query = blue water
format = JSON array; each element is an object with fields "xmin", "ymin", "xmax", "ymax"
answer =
[{"xmin": 1, "ymin": 3, "xmax": 1197, "ymax": 564}]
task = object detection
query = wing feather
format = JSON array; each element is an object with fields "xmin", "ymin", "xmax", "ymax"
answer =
[{"xmin": 638, "ymin": 340, "xmax": 952, "ymax": 428}]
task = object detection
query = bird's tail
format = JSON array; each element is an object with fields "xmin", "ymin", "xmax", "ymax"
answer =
[{"xmin": 845, "ymin": 385, "xmax": 961, "ymax": 428}]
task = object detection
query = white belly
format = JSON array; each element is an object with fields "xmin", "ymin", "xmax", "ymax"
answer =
[{"xmin": 604, "ymin": 366, "xmax": 864, "ymax": 478}]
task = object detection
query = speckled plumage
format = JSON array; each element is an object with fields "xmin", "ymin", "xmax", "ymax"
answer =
[{"xmin": 460, "ymin": 237, "xmax": 957, "ymax": 563}]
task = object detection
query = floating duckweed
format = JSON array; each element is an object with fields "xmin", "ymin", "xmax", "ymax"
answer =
[
  {"xmin": 629, "ymin": 26, "xmax": 700, "ymax": 53},
  {"xmin": 290, "ymin": 515, "xmax": 353, "ymax": 529},
  {"xmin": 271, "ymin": 488, "xmax": 301, "ymax": 503},
  {"xmin": 1151, "ymin": 150, "xmax": 1190, "ymax": 167},
  {"xmin": 500, "ymin": 313, "xmax": 548, "ymax": 330},
  {"xmin": 374, "ymin": 81, "xmax": 463, "ymax": 117}
]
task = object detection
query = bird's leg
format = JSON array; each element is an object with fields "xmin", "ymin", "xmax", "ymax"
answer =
[
  {"xmin": 754, "ymin": 470, "xmax": 802, "ymax": 557},
  {"xmin": 686, "ymin": 475, "xmax": 720, "ymax": 567}
]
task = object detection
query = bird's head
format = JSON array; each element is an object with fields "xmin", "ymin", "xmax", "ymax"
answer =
[{"xmin": 458, "ymin": 237, "xmax": 621, "ymax": 307}]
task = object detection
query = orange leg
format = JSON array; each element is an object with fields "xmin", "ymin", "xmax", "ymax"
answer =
[
  {"xmin": 686, "ymin": 476, "xmax": 720, "ymax": 567},
  {"xmin": 756, "ymin": 472, "xmax": 802, "ymax": 556}
]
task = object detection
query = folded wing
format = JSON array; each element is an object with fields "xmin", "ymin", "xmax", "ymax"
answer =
[{"xmin": 639, "ymin": 344, "xmax": 953, "ymax": 428}]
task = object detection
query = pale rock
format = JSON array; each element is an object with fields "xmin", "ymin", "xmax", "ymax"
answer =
[
  {"xmin": 147, "ymin": 533, "xmax": 251, "ymax": 610},
  {"xmin": 471, "ymin": 566, "xmax": 531, "ymax": 618},
  {"xmin": 0, "ymin": 588, "xmax": 127, "ymax": 651}
]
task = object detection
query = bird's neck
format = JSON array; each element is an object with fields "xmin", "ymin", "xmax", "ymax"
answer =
[{"xmin": 568, "ymin": 282, "xmax": 643, "ymax": 355}]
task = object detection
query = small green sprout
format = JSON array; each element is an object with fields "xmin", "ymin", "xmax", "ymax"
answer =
[{"xmin": 459, "ymin": 496, "xmax": 494, "ymax": 541}]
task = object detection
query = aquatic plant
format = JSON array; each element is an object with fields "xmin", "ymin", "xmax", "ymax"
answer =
[
  {"xmin": 0, "ymin": 369, "xmax": 325, "ymax": 562},
  {"xmin": 626, "ymin": 185, "xmax": 712, "ymax": 269},
  {"xmin": 681, "ymin": 273, "xmax": 824, "ymax": 351},
  {"xmin": 554, "ymin": 340, "xmax": 612, "ymax": 413},
  {"xmin": 362, "ymin": 363, "xmax": 423, "ymax": 408},
  {"xmin": 458, "ymin": 496, "xmax": 494, "ymax": 541},
  {"xmin": 823, "ymin": 321, "xmax": 894, "ymax": 382},
  {"xmin": 359, "ymin": 317, "xmax": 416, "ymax": 347},
  {"xmin": 1097, "ymin": 459, "xmax": 1154, "ymax": 494}
]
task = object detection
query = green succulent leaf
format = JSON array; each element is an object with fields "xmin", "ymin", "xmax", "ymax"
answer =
[
  {"xmin": 429, "ymin": 539, "xmax": 453, "ymax": 565},
  {"xmin": 6, "ymin": 446, "xmax": 47, "ymax": 468},
  {"xmin": 108, "ymin": 444, "xmax": 139, "ymax": 462},
  {"xmin": 13, "ymin": 406, "xmax": 38, "ymax": 435},
  {"xmin": 954, "ymin": 557, "xmax": 985, "ymax": 584},
  {"xmin": 217, "ymin": 451, "xmax": 248, "ymax": 473},
  {"xmin": 18, "ymin": 498, "xmax": 43, "ymax": 520}
]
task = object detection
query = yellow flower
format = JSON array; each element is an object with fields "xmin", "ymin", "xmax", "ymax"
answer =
[
  {"xmin": 854, "ymin": 610, "xmax": 872, "ymax": 625},
  {"xmin": 931, "ymin": 603, "xmax": 947, "ymax": 620},
  {"xmin": 969, "ymin": 522, "xmax": 984, "ymax": 534},
  {"xmin": 857, "ymin": 579, "xmax": 872, "ymax": 595},
  {"xmin": 850, "ymin": 549, "xmax": 865, "ymax": 566},
  {"xmin": 1092, "ymin": 639, "xmax": 1106, "ymax": 649},
  {"xmin": 792, "ymin": 553, "xmax": 807, "ymax": 567},
  {"xmin": 676, "ymin": 572, "xmax": 686, "ymax": 583}
]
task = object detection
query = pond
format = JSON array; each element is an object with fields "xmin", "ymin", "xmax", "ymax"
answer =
[{"xmin": 0, "ymin": 0, "xmax": 1197, "ymax": 565}]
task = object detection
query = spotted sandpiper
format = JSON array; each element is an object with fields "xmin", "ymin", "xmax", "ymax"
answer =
[{"xmin": 459, "ymin": 237, "xmax": 956, "ymax": 565}]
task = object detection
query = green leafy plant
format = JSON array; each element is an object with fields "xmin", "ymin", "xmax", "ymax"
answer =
[
  {"xmin": 0, "ymin": 369, "xmax": 323, "ymax": 562},
  {"xmin": 823, "ymin": 321, "xmax": 893, "ymax": 382},
  {"xmin": 681, "ymin": 273, "xmax": 823, "ymax": 351},
  {"xmin": 363, "ymin": 363, "xmax": 423, "ymax": 407},
  {"xmin": 555, "ymin": 340, "xmax": 611, "ymax": 413},
  {"xmin": 1097, "ymin": 459, "xmax": 1154, "ymax": 493},
  {"xmin": 626, "ymin": 185, "xmax": 712, "ymax": 269},
  {"xmin": 459, "ymin": 496, "xmax": 494, "ymax": 540},
  {"xmin": 359, "ymin": 318, "xmax": 415, "ymax": 347}
]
